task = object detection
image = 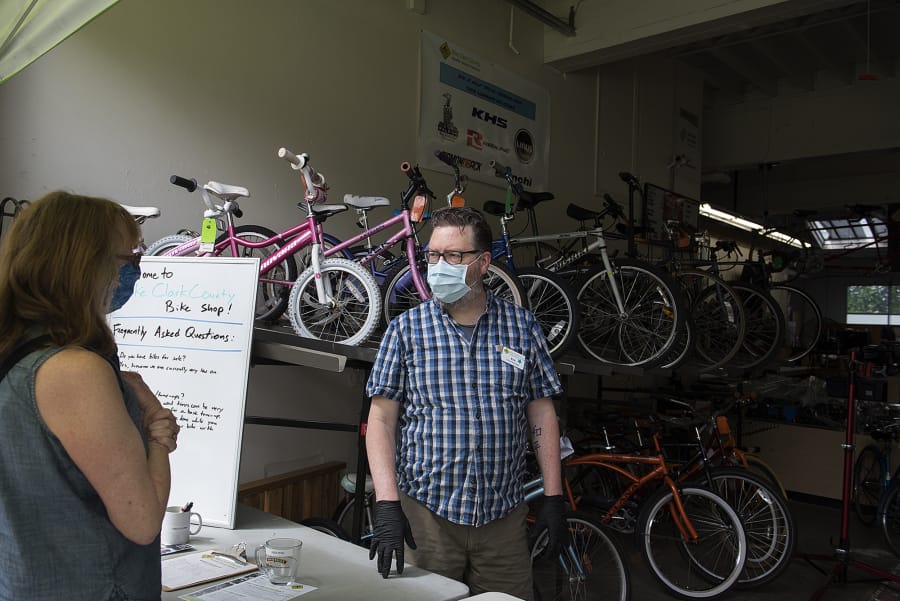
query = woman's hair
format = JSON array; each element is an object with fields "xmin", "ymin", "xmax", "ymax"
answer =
[
  {"xmin": 430, "ymin": 206, "xmax": 493, "ymax": 252},
  {"xmin": 0, "ymin": 191, "xmax": 139, "ymax": 356}
]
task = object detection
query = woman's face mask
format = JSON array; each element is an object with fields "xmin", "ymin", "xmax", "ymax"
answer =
[{"xmin": 109, "ymin": 262, "xmax": 141, "ymax": 312}]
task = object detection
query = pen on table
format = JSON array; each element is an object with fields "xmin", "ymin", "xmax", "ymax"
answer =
[{"xmin": 180, "ymin": 501, "xmax": 193, "ymax": 512}]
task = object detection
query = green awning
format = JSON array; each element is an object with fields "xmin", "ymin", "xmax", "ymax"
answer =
[{"xmin": 1, "ymin": 0, "xmax": 119, "ymax": 84}]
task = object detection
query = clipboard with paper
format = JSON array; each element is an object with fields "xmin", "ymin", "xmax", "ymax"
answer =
[{"xmin": 161, "ymin": 551, "xmax": 257, "ymax": 591}]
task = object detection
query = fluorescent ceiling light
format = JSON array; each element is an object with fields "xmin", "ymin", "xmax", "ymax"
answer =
[{"xmin": 699, "ymin": 203, "xmax": 807, "ymax": 248}]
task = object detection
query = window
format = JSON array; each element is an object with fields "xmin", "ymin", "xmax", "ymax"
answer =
[
  {"xmin": 809, "ymin": 217, "xmax": 888, "ymax": 251},
  {"xmin": 846, "ymin": 284, "xmax": 900, "ymax": 325}
]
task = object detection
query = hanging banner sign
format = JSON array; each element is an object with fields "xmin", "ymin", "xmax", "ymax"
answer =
[{"xmin": 417, "ymin": 30, "xmax": 551, "ymax": 190}]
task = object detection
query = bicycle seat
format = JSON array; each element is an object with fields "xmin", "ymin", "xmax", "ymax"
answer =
[
  {"xmin": 482, "ymin": 200, "xmax": 507, "ymax": 216},
  {"xmin": 340, "ymin": 472, "xmax": 374, "ymax": 495},
  {"xmin": 342, "ymin": 194, "xmax": 391, "ymax": 209},
  {"xmin": 204, "ymin": 181, "xmax": 250, "ymax": 201},
  {"xmin": 566, "ymin": 203, "xmax": 603, "ymax": 222},
  {"xmin": 516, "ymin": 190, "xmax": 554, "ymax": 211},
  {"xmin": 119, "ymin": 204, "xmax": 160, "ymax": 219},
  {"xmin": 309, "ymin": 203, "xmax": 349, "ymax": 218}
]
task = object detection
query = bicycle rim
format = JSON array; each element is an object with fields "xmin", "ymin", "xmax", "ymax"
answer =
[
  {"xmin": 676, "ymin": 270, "xmax": 746, "ymax": 371},
  {"xmin": 516, "ymin": 267, "xmax": 580, "ymax": 358},
  {"xmin": 727, "ymin": 283, "xmax": 784, "ymax": 371},
  {"xmin": 576, "ymin": 260, "xmax": 684, "ymax": 368},
  {"xmin": 880, "ymin": 482, "xmax": 900, "ymax": 557},
  {"xmin": 287, "ymin": 258, "xmax": 381, "ymax": 345},
  {"xmin": 696, "ymin": 468, "xmax": 795, "ymax": 588},
  {"xmin": 335, "ymin": 496, "xmax": 373, "ymax": 548},
  {"xmin": 226, "ymin": 225, "xmax": 299, "ymax": 323},
  {"xmin": 486, "ymin": 260, "xmax": 527, "ymax": 307},
  {"xmin": 768, "ymin": 285, "xmax": 822, "ymax": 362},
  {"xmin": 531, "ymin": 512, "xmax": 630, "ymax": 601},
  {"xmin": 639, "ymin": 486, "xmax": 746, "ymax": 599},
  {"xmin": 853, "ymin": 445, "xmax": 883, "ymax": 526}
]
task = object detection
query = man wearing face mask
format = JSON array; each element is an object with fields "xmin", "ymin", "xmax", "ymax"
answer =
[{"xmin": 365, "ymin": 207, "xmax": 564, "ymax": 600}]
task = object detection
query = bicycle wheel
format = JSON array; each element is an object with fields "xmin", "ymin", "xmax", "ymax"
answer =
[
  {"xmin": 334, "ymin": 495, "xmax": 374, "ymax": 548},
  {"xmin": 853, "ymin": 444, "xmax": 884, "ymax": 526},
  {"xmin": 575, "ymin": 259, "xmax": 686, "ymax": 368},
  {"xmin": 222, "ymin": 225, "xmax": 299, "ymax": 323},
  {"xmin": 638, "ymin": 485, "xmax": 746, "ymax": 599},
  {"xmin": 659, "ymin": 318, "xmax": 694, "ymax": 371},
  {"xmin": 880, "ymin": 479, "xmax": 900, "ymax": 557},
  {"xmin": 287, "ymin": 257, "xmax": 381, "ymax": 346},
  {"xmin": 516, "ymin": 267, "xmax": 580, "ymax": 358},
  {"xmin": 742, "ymin": 454, "xmax": 788, "ymax": 501},
  {"xmin": 769, "ymin": 285, "xmax": 822, "ymax": 363},
  {"xmin": 485, "ymin": 259, "xmax": 527, "ymax": 307},
  {"xmin": 693, "ymin": 467, "xmax": 795, "ymax": 588},
  {"xmin": 675, "ymin": 270, "xmax": 745, "ymax": 371},
  {"xmin": 145, "ymin": 234, "xmax": 196, "ymax": 256},
  {"xmin": 531, "ymin": 511, "xmax": 630, "ymax": 601},
  {"xmin": 300, "ymin": 517, "xmax": 349, "ymax": 541},
  {"xmin": 727, "ymin": 283, "xmax": 784, "ymax": 372}
]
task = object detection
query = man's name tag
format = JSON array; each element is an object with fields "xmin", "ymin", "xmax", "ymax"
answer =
[{"xmin": 501, "ymin": 346, "xmax": 525, "ymax": 370}]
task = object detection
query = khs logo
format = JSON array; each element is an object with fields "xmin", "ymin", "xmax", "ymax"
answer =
[{"xmin": 471, "ymin": 107, "xmax": 508, "ymax": 129}]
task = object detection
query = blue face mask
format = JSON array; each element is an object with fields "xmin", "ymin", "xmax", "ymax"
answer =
[
  {"xmin": 109, "ymin": 262, "xmax": 141, "ymax": 312},
  {"xmin": 427, "ymin": 259, "xmax": 472, "ymax": 304}
]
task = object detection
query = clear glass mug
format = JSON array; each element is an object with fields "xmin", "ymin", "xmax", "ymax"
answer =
[{"xmin": 255, "ymin": 537, "xmax": 302, "ymax": 585}]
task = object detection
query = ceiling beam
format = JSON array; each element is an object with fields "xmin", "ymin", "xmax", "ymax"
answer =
[{"xmin": 710, "ymin": 46, "xmax": 778, "ymax": 97}]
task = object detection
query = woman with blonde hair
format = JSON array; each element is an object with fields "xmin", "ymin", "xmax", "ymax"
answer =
[{"xmin": 0, "ymin": 191, "xmax": 179, "ymax": 601}]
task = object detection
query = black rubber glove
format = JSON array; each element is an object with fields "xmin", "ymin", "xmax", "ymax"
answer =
[
  {"xmin": 369, "ymin": 500, "xmax": 417, "ymax": 578},
  {"xmin": 532, "ymin": 494, "xmax": 566, "ymax": 558}
]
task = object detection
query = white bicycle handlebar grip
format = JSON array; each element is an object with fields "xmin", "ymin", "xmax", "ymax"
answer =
[
  {"xmin": 277, "ymin": 147, "xmax": 308, "ymax": 170},
  {"xmin": 489, "ymin": 159, "xmax": 507, "ymax": 175}
]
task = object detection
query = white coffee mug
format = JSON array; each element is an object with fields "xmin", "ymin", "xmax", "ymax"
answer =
[
  {"xmin": 255, "ymin": 537, "xmax": 302, "ymax": 585},
  {"xmin": 161, "ymin": 505, "xmax": 202, "ymax": 546}
]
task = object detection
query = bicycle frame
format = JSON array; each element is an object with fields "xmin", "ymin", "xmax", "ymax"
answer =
[
  {"xmin": 562, "ymin": 435, "xmax": 702, "ymax": 543},
  {"xmin": 161, "ymin": 191, "xmax": 430, "ymax": 300}
]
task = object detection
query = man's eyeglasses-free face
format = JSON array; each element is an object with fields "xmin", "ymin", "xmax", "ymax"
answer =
[
  {"xmin": 118, "ymin": 251, "xmax": 142, "ymax": 268},
  {"xmin": 425, "ymin": 250, "xmax": 484, "ymax": 265}
]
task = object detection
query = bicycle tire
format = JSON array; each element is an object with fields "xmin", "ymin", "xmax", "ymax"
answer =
[
  {"xmin": 692, "ymin": 467, "xmax": 795, "ymax": 589},
  {"xmin": 145, "ymin": 234, "xmax": 196, "ymax": 256},
  {"xmin": 879, "ymin": 479, "xmax": 900, "ymax": 557},
  {"xmin": 727, "ymin": 283, "xmax": 784, "ymax": 372},
  {"xmin": 300, "ymin": 517, "xmax": 350, "ymax": 541},
  {"xmin": 220, "ymin": 225, "xmax": 299, "ymax": 323},
  {"xmin": 853, "ymin": 444, "xmax": 884, "ymax": 526},
  {"xmin": 575, "ymin": 259, "xmax": 686, "ymax": 368},
  {"xmin": 638, "ymin": 485, "xmax": 746, "ymax": 599},
  {"xmin": 287, "ymin": 257, "xmax": 381, "ymax": 346},
  {"xmin": 516, "ymin": 267, "xmax": 580, "ymax": 358},
  {"xmin": 659, "ymin": 317, "xmax": 694, "ymax": 371},
  {"xmin": 531, "ymin": 511, "xmax": 631, "ymax": 601},
  {"xmin": 741, "ymin": 454, "xmax": 788, "ymax": 501},
  {"xmin": 675, "ymin": 270, "xmax": 746, "ymax": 371},
  {"xmin": 334, "ymin": 495, "xmax": 374, "ymax": 548},
  {"xmin": 769, "ymin": 285, "xmax": 822, "ymax": 363}
]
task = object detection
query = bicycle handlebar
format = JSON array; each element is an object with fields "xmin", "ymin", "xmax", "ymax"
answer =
[
  {"xmin": 434, "ymin": 150, "xmax": 457, "ymax": 168},
  {"xmin": 601, "ymin": 193, "xmax": 625, "ymax": 219},
  {"xmin": 400, "ymin": 162, "xmax": 435, "ymax": 205},
  {"xmin": 278, "ymin": 146, "xmax": 328, "ymax": 204},
  {"xmin": 618, "ymin": 171, "xmax": 640, "ymax": 188},
  {"xmin": 169, "ymin": 174, "xmax": 243, "ymax": 219},
  {"xmin": 170, "ymin": 175, "xmax": 198, "ymax": 193}
]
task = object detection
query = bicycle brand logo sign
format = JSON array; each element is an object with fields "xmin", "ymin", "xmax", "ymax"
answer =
[{"xmin": 419, "ymin": 31, "xmax": 550, "ymax": 190}]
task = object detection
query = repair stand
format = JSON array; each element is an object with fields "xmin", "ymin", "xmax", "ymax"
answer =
[{"xmin": 799, "ymin": 351, "xmax": 900, "ymax": 600}]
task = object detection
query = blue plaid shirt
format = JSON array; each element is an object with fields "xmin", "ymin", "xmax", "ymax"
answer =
[{"xmin": 366, "ymin": 293, "xmax": 561, "ymax": 526}]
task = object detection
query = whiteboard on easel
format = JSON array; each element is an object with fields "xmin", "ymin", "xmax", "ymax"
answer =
[{"xmin": 109, "ymin": 256, "xmax": 259, "ymax": 529}]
